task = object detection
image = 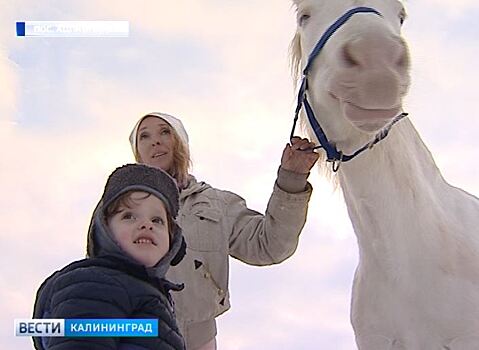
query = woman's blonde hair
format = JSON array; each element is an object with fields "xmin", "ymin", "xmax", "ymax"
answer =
[{"xmin": 167, "ymin": 125, "xmax": 191, "ymax": 188}]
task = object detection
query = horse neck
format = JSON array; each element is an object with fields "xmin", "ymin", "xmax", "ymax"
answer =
[{"xmin": 337, "ymin": 118, "xmax": 451, "ymax": 257}]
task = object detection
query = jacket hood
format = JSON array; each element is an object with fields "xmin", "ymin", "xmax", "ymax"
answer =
[
  {"xmin": 86, "ymin": 164, "xmax": 186, "ymax": 279},
  {"xmin": 180, "ymin": 175, "xmax": 212, "ymax": 200},
  {"xmin": 87, "ymin": 199, "xmax": 186, "ymax": 280}
]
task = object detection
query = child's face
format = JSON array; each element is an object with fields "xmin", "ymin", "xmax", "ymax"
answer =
[{"xmin": 107, "ymin": 191, "xmax": 170, "ymax": 267}]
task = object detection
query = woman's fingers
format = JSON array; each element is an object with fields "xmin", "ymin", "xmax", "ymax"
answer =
[{"xmin": 290, "ymin": 137, "xmax": 317, "ymax": 152}]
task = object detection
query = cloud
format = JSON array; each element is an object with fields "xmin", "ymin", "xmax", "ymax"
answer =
[
  {"xmin": 217, "ymin": 220, "xmax": 359, "ymax": 349},
  {"xmin": 0, "ymin": 55, "xmax": 18, "ymax": 125},
  {"xmin": 403, "ymin": 3, "xmax": 479, "ymax": 194},
  {"xmin": 0, "ymin": 3, "xmax": 19, "ymax": 126},
  {"xmin": 420, "ymin": 0, "xmax": 479, "ymax": 16}
]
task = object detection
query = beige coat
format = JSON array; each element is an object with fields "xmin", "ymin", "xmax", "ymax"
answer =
[{"xmin": 166, "ymin": 174, "xmax": 312, "ymax": 346}]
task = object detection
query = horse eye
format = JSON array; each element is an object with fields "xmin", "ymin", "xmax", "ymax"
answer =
[{"xmin": 299, "ymin": 13, "xmax": 311, "ymax": 26}]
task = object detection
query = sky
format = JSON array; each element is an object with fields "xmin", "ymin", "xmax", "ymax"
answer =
[{"xmin": 1, "ymin": 0, "xmax": 478, "ymax": 349}]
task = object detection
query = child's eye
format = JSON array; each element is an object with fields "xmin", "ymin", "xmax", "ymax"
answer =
[
  {"xmin": 121, "ymin": 212, "xmax": 135, "ymax": 220},
  {"xmin": 152, "ymin": 217, "xmax": 164, "ymax": 225}
]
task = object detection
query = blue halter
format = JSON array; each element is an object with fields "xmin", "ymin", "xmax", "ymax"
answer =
[{"xmin": 291, "ymin": 7, "xmax": 408, "ymax": 172}]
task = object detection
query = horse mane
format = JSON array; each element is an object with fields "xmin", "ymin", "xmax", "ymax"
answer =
[
  {"xmin": 289, "ymin": 31, "xmax": 302, "ymax": 88},
  {"xmin": 289, "ymin": 30, "xmax": 339, "ymax": 185}
]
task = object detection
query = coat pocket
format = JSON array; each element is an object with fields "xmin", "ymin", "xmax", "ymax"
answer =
[{"xmin": 187, "ymin": 206, "xmax": 225, "ymax": 252}]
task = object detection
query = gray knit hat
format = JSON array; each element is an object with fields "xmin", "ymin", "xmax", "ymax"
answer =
[
  {"xmin": 129, "ymin": 112, "xmax": 189, "ymax": 161},
  {"xmin": 102, "ymin": 163, "xmax": 179, "ymax": 218}
]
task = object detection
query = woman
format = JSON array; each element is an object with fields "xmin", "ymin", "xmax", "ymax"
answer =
[{"xmin": 129, "ymin": 112, "xmax": 319, "ymax": 350}]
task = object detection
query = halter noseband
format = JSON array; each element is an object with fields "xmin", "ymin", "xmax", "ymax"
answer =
[{"xmin": 291, "ymin": 7, "xmax": 408, "ymax": 172}]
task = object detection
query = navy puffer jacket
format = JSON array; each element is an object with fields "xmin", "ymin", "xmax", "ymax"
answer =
[
  {"xmin": 33, "ymin": 255, "xmax": 185, "ymax": 350},
  {"xmin": 32, "ymin": 164, "xmax": 187, "ymax": 350}
]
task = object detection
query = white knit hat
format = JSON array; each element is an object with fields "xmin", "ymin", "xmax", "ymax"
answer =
[{"xmin": 129, "ymin": 112, "xmax": 190, "ymax": 161}]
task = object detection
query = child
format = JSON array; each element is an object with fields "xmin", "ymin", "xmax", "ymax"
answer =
[{"xmin": 33, "ymin": 164, "xmax": 187, "ymax": 350}]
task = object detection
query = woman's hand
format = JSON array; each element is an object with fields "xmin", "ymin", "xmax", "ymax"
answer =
[{"xmin": 280, "ymin": 137, "xmax": 319, "ymax": 174}]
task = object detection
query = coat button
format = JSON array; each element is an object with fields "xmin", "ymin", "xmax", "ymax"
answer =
[
  {"xmin": 204, "ymin": 272, "xmax": 211, "ymax": 279},
  {"xmin": 218, "ymin": 289, "xmax": 224, "ymax": 296}
]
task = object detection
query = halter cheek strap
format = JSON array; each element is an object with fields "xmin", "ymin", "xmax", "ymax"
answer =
[{"xmin": 291, "ymin": 7, "xmax": 408, "ymax": 172}]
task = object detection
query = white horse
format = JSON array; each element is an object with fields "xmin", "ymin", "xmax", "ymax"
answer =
[{"xmin": 290, "ymin": 0, "xmax": 479, "ymax": 349}]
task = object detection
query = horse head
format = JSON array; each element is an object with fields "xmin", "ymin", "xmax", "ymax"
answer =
[{"xmin": 291, "ymin": 0, "xmax": 411, "ymax": 157}]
